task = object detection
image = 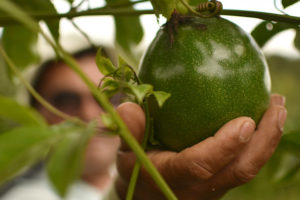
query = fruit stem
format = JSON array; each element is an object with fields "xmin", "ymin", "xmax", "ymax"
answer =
[{"xmin": 179, "ymin": 0, "xmax": 223, "ymax": 18}]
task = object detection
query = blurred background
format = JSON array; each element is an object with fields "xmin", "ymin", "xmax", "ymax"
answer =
[{"xmin": 0, "ymin": 0, "xmax": 300, "ymax": 199}]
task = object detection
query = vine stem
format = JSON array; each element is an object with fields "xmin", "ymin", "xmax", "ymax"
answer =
[
  {"xmin": 0, "ymin": 47, "xmax": 84, "ymax": 126},
  {"xmin": 179, "ymin": 0, "xmax": 202, "ymax": 17},
  {"xmin": 221, "ymin": 9, "xmax": 300, "ymax": 24},
  {"xmin": 0, "ymin": 8, "xmax": 300, "ymax": 25},
  {"xmin": 0, "ymin": 1, "xmax": 177, "ymax": 199},
  {"xmin": 69, "ymin": 19, "xmax": 97, "ymax": 49}
]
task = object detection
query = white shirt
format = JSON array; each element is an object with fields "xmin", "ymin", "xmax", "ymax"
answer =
[{"xmin": 1, "ymin": 170, "xmax": 107, "ymax": 200}]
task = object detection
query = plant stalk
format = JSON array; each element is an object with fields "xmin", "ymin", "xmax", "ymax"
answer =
[
  {"xmin": 0, "ymin": 8, "xmax": 300, "ymax": 25},
  {"xmin": 221, "ymin": 9, "xmax": 300, "ymax": 25}
]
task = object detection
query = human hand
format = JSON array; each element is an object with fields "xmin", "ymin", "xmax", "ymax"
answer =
[{"xmin": 115, "ymin": 94, "xmax": 287, "ymax": 200}]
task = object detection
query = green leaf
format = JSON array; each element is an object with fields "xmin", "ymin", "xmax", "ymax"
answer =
[
  {"xmin": 100, "ymin": 79, "xmax": 120, "ymax": 99},
  {"xmin": 115, "ymin": 58, "xmax": 135, "ymax": 82},
  {"xmin": 114, "ymin": 16, "xmax": 143, "ymax": 49},
  {"xmin": 129, "ymin": 84, "xmax": 153, "ymax": 104},
  {"xmin": 294, "ymin": 29, "xmax": 300, "ymax": 52},
  {"xmin": 2, "ymin": 0, "xmax": 59, "ymax": 46},
  {"xmin": 122, "ymin": 66, "xmax": 135, "ymax": 82},
  {"xmin": 96, "ymin": 48, "xmax": 116, "ymax": 76},
  {"xmin": 34, "ymin": 0, "xmax": 60, "ymax": 42},
  {"xmin": 2, "ymin": 25, "xmax": 39, "ymax": 69},
  {"xmin": 251, "ymin": 21, "xmax": 297, "ymax": 47},
  {"xmin": 114, "ymin": 13, "xmax": 144, "ymax": 67},
  {"xmin": 0, "ymin": 96, "xmax": 47, "ymax": 133},
  {"xmin": 0, "ymin": 126, "xmax": 54, "ymax": 185},
  {"xmin": 101, "ymin": 78, "xmax": 119, "ymax": 89},
  {"xmin": 153, "ymin": 91, "xmax": 171, "ymax": 107},
  {"xmin": 46, "ymin": 121, "xmax": 97, "ymax": 196},
  {"xmin": 282, "ymin": 0, "xmax": 300, "ymax": 8},
  {"xmin": 105, "ymin": 0, "xmax": 143, "ymax": 67},
  {"xmin": 150, "ymin": 0, "xmax": 177, "ymax": 19}
]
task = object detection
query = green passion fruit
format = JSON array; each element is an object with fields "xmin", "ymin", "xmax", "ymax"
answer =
[{"xmin": 138, "ymin": 17, "xmax": 271, "ymax": 152}]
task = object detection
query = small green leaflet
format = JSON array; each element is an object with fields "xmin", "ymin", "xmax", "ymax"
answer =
[
  {"xmin": 0, "ymin": 126, "xmax": 53, "ymax": 185},
  {"xmin": 96, "ymin": 48, "xmax": 116, "ymax": 76},
  {"xmin": 129, "ymin": 84, "xmax": 153, "ymax": 104},
  {"xmin": 117, "ymin": 56, "xmax": 134, "ymax": 82},
  {"xmin": 100, "ymin": 80, "xmax": 120, "ymax": 99},
  {"xmin": 101, "ymin": 78, "xmax": 120, "ymax": 90},
  {"xmin": 282, "ymin": 0, "xmax": 300, "ymax": 8},
  {"xmin": 153, "ymin": 91, "xmax": 171, "ymax": 107},
  {"xmin": 47, "ymin": 121, "xmax": 97, "ymax": 197}
]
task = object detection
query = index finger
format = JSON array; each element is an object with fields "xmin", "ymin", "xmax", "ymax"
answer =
[{"xmin": 116, "ymin": 102, "xmax": 146, "ymax": 151}]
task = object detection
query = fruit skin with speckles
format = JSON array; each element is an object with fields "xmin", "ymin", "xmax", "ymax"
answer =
[{"xmin": 138, "ymin": 17, "xmax": 271, "ymax": 152}]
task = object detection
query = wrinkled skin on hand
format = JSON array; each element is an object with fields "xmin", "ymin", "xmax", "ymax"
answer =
[{"xmin": 115, "ymin": 94, "xmax": 287, "ymax": 200}]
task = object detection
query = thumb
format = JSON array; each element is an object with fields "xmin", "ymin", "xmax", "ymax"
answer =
[{"xmin": 116, "ymin": 102, "xmax": 146, "ymax": 151}]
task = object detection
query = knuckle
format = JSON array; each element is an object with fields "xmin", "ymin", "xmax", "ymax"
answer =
[
  {"xmin": 233, "ymin": 165, "xmax": 257, "ymax": 185},
  {"xmin": 188, "ymin": 160, "xmax": 215, "ymax": 180}
]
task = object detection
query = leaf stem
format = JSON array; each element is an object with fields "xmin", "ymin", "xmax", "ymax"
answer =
[{"xmin": 69, "ymin": 19, "xmax": 97, "ymax": 49}]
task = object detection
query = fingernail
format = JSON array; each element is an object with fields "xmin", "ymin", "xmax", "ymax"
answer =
[
  {"xmin": 272, "ymin": 95, "xmax": 286, "ymax": 106},
  {"xmin": 239, "ymin": 121, "xmax": 255, "ymax": 143},
  {"xmin": 278, "ymin": 108, "xmax": 287, "ymax": 132}
]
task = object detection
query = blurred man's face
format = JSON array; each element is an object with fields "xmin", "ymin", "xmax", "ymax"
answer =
[{"xmin": 35, "ymin": 54, "xmax": 120, "ymax": 178}]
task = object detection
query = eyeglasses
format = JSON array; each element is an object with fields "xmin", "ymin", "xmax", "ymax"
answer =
[{"xmin": 48, "ymin": 90, "xmax": 123, "ymax": 115}]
